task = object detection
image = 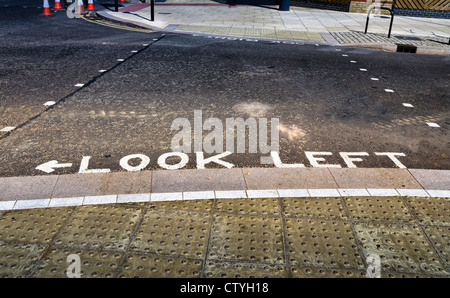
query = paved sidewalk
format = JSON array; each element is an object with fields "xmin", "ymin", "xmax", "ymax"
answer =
[
  {"xmin": 1, "ymin": 194, "xmax": 449, "ymax": 278},
  {"xmin": 97, "ymin": 0, "xmax": 450, "ymax": 54},
  {"xmin": 0, "ymin": 167, "xmax": 448, "ymax": 278}
]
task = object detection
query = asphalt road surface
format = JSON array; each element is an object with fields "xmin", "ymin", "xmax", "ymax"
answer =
[{"xmin": 0, "ymin": 0, "xmax": 449, "ymax": 177}]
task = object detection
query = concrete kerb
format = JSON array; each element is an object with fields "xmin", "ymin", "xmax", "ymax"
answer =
[{"xmin": 0, "ymin": 167, "xmax": 448, "ymax": 211}]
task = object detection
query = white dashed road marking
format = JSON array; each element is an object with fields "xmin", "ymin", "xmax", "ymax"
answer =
[
  {"xmin": 0, "ymin": 126, "xmax": 15, "ymax": 132},
  {"xmin": 403, "ymin": 103, "xmax": 414, "ymax": 108},
  {"xmin": 427, "ymin": 122, "xmax": 440, "ymax": 127}
]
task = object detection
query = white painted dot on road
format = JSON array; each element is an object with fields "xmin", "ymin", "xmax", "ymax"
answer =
[
  {"xmin": 75, "ymin": 83, "xmax": 84, "ymax": 87},
  {"xmin": 143, "ymin": 44, "xmax": 149, "ymax": 46},
  {"xmin": 427, "ymin": 122, "xmax": 440, "ymax": 127},
  {"xmin": 350, "ymin": 60, "xmax": 357, "ymax": 63},
  {"xmin": 117, "ymin": 59, "xmax": 125, "ymax": 62},
  {"xmin": 44, "ymin": 101, "xmax": 56, "ymax": 106},
  {"xmin": 402, "ymin": 103, "xmax": 414, "ymax": 108},
  {"xmin": 371, "ymin": 78, "xmax": 379, "ymax": 81},
  {"xmin": 342, "ymin": 54, "xmax": 348, "ymax": 57},
  {"xmin": 359, "ymin": 68, "xmax": 367, "ymax": 72},
  {"xmin": 131, "ymin": 50, "xmax": 138, "ymax": 53},
  {"xmin": 0, "ymin": 126, "xmax": 15, "ymax": 132},
  {"xmin": 384, "ymin": 89, "xmax": 394, "ymax": 93},
  {"xmin": 99, "ymin": 69, "xmax": 107, "ymax": 73}
]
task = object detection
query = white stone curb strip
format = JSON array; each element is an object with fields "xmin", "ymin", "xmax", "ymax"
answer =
[{"xmin": 0, "ymin": 188, "xmax": 448, "ymax": 211}]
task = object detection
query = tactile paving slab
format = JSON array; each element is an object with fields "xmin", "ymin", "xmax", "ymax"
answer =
[
  {"xmin": 0, "ymin": 207, "xmax": 75, "ymax": 243},
  {"xmin": 282, "ymin": 197, "xmax": 347, "ymax": 220},
  {"xmin": 130, "ymin": 208, "xmax": 211, "ymax": 259},
  {"xmin": 285, "ymin": 218, "xmax": 364, "ymax": 269},
  {"xmin": 289, "ymin": 266, "xmax": 366, "ymax": 278},
  {"xmin": 32, "ymin": 247, "xmax": 123, "ymax": 278},
  {"xmin": 215, "ymin": 198, "xmax": 280, "ymax": 216},
  {"xmin": 404, "ymin": 197, "xmax": 450, "ymax": 226},
  {"xmin": 118, "ymin": 253, "xmax": 203, "ymax": 278},
  {"xmin": 422, "ymin": 225, "xmax": 450, "ymax": 270},
  {"xmin": 54, "ymin": 205, "xmax": 142, "ymax": 250},
  {"xmin": 354, "ymin": 223, "xmax": 448, "ymax": 275},
  {"xmin": 150, "ymin": 199, "xmax": 214, "ymax": 213},
  {"xmin": 344, "ymin": 197, "xmax": 415, "ymax": 223},
  {"xmin": 208, "ymin": 213, "xmax": 284, "ymax": 264},
  {"xmin": 0, "ymin": 241, "xmax": 48, "ymax": 278},
  {"xmin": 204, "ymin": 260, "xmax": 286, "ymax": 278}
]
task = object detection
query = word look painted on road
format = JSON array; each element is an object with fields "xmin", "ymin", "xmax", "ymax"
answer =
[
  {"xmin": 36, "ymin": 151, "xmax": 407, "ymax": 174},
  {"xmin": 170, "ymin": 110, "xmax": 279, "ymax": 164},
  {"xmin": 35, "ymin": 111, "xmax": 408, "ymax": 173}
]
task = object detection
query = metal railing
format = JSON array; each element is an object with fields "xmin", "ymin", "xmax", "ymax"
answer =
[
  {"xmin": 114, "ymin": 0, "xmax": 154, "ymax": 21},
  {"xmin": 364, "ymin": 7, "xmax": 394, "ymax": 38}
]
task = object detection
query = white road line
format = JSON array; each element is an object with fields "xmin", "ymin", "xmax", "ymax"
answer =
[
  {"xmin": 13, "ymin": 199, "xmax": 50, "ymax": 210},
  {"xmin": 0, "ymin": 201, "xmax": 16, "ymax": 211},
  {"xmin": 151, "ymin": 192, "xmax": 182, "ymax": 201},
  {"xmin": 338, "ymin": 188, "xmax": 370, "ymax": 196},
  {"xmin": 247, "ymin": 189, "xmax": 279, "ymax": 198},
  {"xmin": 426, "ymin": 190, "xmax": 450, "ymax": 197},
  {"xmin": 117, "ymin": 193, "xmax": 150, "ymax": 203},
  {"xmin": 367, "ymin": 188, "xmax": 399, "ymax": 196},
  {"xmin": 43, "ymin": 101, "xmax": 56, "ymax": 106},
  {"xmin": 83, "ymin": 195, "xmax": 117, "ymax": 205},
  {"xmin": 342, "ymin": 54, "xmax": 348, "ymax": 57},
  {"xmin": 2, "ymin": 188, "xmax": 449, "ymax": 210},
  {"xmin": 277, "ymin": 189, "xmax": 310, "ymax": 198},
  {"xmin": 131, "ymin": 50, "xmax": 138, "ymax": 53},
  {"xmin": 49, "ymin": 197, "xmax": 84, "ymax": 207},
  {"xmin": 117, "ymin": 59, "xmax": 125, "ymax": 62},
  {"xmin": 396, "ymin": 189, "xmax": 429, "ymax": 197},
  {"xmin": 183, "ymin": 191, "xmax": 215, "ymax": 200},
  {"xmin": 350, "ymin": 60, "xmax": 357, "ymax": 63},
  {"xmin": 215, "ymin": 190, "xmax": 247, "ymax": 199},
  {"xmin": 359, "ymin": 68, "xmax": 367, "ymax": 72},
  {"xmin": 384, "ymin": 89, "xmax": 394, "ymax": 92},
  {"xmin": 371, "ymin": 78, "xmax": 379, "ymax": 81},
  {"xmin": 427, "ymin": 122, "xmax": 440, "ymax": 127},
  {"xmin": 308, "ymin": 189, "xmax": 340, "ymax": 197},
  {"xmin": 99, "ymin": 69, "xmax": 107, "ymax": 72},
  {"xmin": 402, "ymin": 103, "xmax": 414, "ymax": 108},
  {"xmin": 74, "ymin": 83, "xmax": 84, "ymax": 87},
  {"xmin": 0, "ymin": 126, "xmax": 15, "ymax": 132}
]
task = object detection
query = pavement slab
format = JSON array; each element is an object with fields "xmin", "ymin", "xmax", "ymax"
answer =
[{"xmin": 0, "ymin": 195, "xmax": 448, "ymax": 278}]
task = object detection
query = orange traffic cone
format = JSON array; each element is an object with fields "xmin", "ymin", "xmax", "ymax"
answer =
[
  {"xmin": 54, "ymin": 0, "xmax": 63, "ymax": 9},
  {"xmin": 86, "ymin": 0, "xmax": 95, "ymax": 10},
  {"xmin": 42, "ymin": 0, "xmax": 51, "ymax": 15},
  {"xmin": 76, "ymin": 0, "xmax": 85, "ymax": 14}
]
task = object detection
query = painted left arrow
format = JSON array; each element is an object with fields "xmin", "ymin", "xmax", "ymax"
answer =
[{"xmin": 36, "ymin": 160, "xmax": 73, "ymax": 173}]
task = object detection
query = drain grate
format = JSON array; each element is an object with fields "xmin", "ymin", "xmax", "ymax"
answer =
[{"xmin": 396, "ymin": 44, "xmax": 417, "ymax": 53}]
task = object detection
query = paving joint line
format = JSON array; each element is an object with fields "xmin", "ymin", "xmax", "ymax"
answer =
[
  {"xmin": 24, "ymin": 204, "xmax": 80, "ymax": 277},
  {"xmin": 399, "ymin": 196, "xmax": 450, "ymax": 273}
]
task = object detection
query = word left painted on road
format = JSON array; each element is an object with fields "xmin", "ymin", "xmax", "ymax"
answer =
[{"xmin": 36, "ymin": 151, "xmax": 407, "ymax": 174}]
